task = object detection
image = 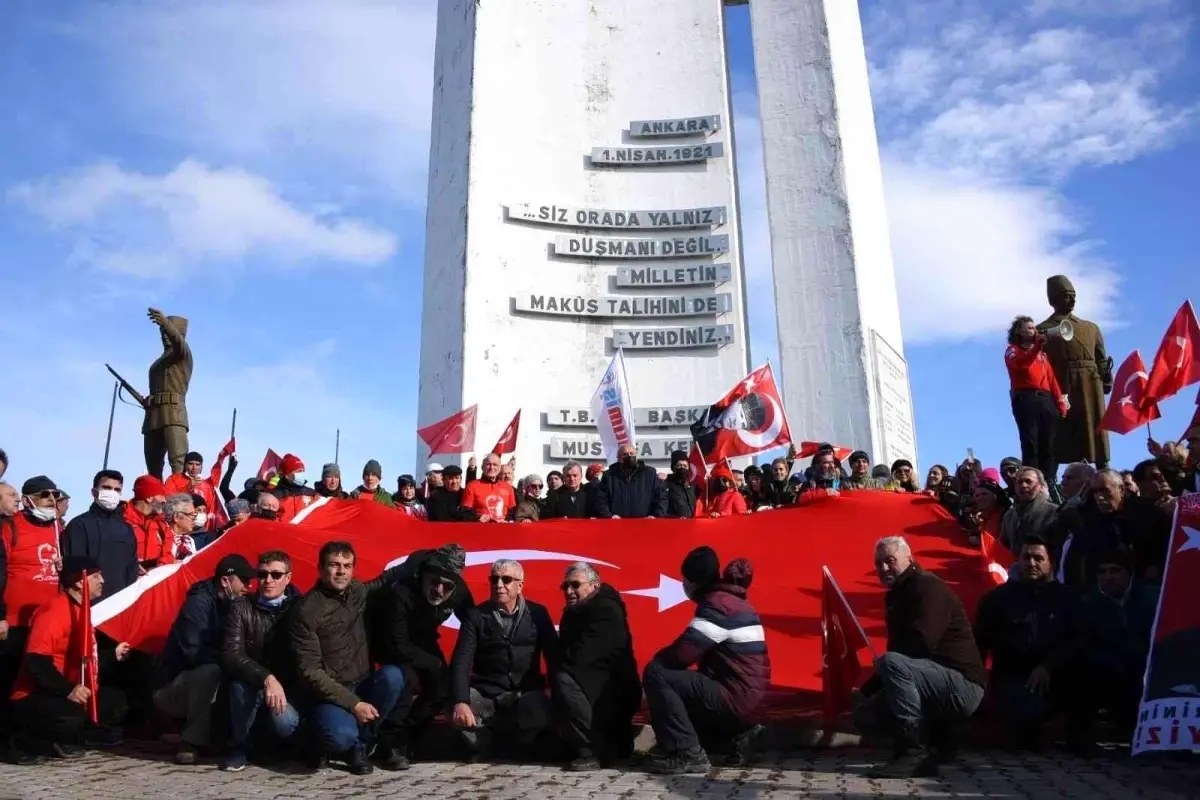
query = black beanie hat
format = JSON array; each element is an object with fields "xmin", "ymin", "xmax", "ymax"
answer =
[
  {"xmin": 681, "ymin": 546, "xmax": 720, "ymax": 587},
  {"xmin": 424, "ymin": 543, "xmax": 467, "ymax": 577},
  {"xmin": 670, "ymin": 450, "xmax": 688, "ymax": 465},
  {"xmin": 185, "ymin": 451, "xmax": 203, "ymax": 464}
]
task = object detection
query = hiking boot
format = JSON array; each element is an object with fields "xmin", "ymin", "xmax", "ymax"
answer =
[
  {"xmin": 648, "ymin": 746, "xmax": 710, "ymax": 775},
  {"xmin": 565, "ymin": 749, "xmax": 601, "ymax": 772},
  {"xmin": 866, "ymin": 747, "xmax": 936, "ymax": 779},
  {"xmin": 721, "ymin": 724, "xmax": 765, "ymax": 767},
  {"xmin": 374, "ymin": 744, "xmax": 411, "ymax": 771},
  {"xmin": 346, "ymin": 744, "xmax": 374, "ymax": 776},
  {"xmin": 301, "ymin": 751, "xmax": 328, "ymax": 772},
  {"xmin": 220, "ymin": 749, "xmax": 248, "ymax": 772},
  {"xmin": 49, "ymin": 742, "xmax": 87, "ymax": 760},
  {"xmin": 174, "ymin": 743, "xmax": 200, "ymax": 765}
]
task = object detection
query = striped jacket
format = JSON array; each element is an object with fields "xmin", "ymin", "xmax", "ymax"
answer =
[{"xmin": 654, "ymin": 583, "xmax": 771, "ymax": 717}]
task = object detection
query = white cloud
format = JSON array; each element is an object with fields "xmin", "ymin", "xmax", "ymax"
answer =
[{"xmin": 8, "ymin": 160, "xmax": 398, "ymax": 276}]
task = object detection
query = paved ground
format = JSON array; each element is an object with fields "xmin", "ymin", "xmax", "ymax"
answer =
[{"xmin": 0, "ymin": 743, "xmax": 1196, "ymax": 800}]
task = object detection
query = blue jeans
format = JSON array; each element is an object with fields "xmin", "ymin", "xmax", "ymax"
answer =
[
  {"xmin": 853, "ymin": 652, "xmax": 984, "ymax": 743},
  {"xmin": 228, "ymin": 680, "xmax": 301, "ymax": 753},
  {"xmin": 309, "ymin": 666, "xmax": 405, "ymax": 756}
]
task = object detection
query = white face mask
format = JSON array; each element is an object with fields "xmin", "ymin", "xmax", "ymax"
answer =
[
  {"xmin": 194, "ymin": 511, "xmax": 209, "ymax": 528},
  {"xmin": 29, "ymin": 504, "xmax": 57, "ymax": 522},
  {"xmin": 96, "ymin": 489, "xmax": 121, "ymax": 511},
  {"xmin": 291, "ymin": 472, "xmax": 307, "ymax": 485}
]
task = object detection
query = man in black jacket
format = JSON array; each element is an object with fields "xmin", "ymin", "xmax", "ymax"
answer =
[
  {"xmin": 974, "ymin": 536, "xmax": 1085, "ymax": 750},
  {"xmin": 854, "ymin": 537, "xmax": 986, "ymax": 778},
  {"xmin": 218, "ymin": 550, "xmax": 301, "ymax": 772},
  {"xmin": 663, "ymin": 451, "xmax": 698, "ymax": 519},
  {"xmin": 550, "ymin": 562, "xmax": 640, "ymax": 770},
  {"xmin": 593, "ymin": 444, "xmax": 667, "ymax": 519},
  {"xmin": 542, "ymin": 462, "xmax": 590, "ymax": 520},
  {"xmin": 449, "ymin": 558, "xmax": 558, "ymax": 759},
  {"xmin": 372, "ymin": 544, "xmax": 474, "ymax": 768},
  {"xmin": 426, "ymin": 466, "xmax": 476, "ymax": 522},
  {"xmin": 155, "ymin": 554, "xmax": 255, "ymax": 765},
  {"xmin": 62, "ymin": 470, "xmax": 138, "ymax": 601}
]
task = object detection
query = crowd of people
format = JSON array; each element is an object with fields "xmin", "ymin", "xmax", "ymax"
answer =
[{"xmin": 0, "ymin": 417, "xmax": 1196, "ymax": 778}]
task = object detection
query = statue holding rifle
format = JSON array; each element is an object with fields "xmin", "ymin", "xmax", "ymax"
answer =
[{"xmin": 107, "ymin": 309, "xmax": 194, "ymax": 480}]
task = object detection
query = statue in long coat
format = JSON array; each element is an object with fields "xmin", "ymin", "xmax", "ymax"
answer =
[{"xmin": 1039, "ymin": 276, "xmax": 1112, "ymax": 470}]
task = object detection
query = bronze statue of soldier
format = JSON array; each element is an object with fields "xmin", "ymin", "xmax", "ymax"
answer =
[
  {"xmin": 1039, "ymin": 276, "xmax": 1112, "ymax": 471},
  {"xmin": 107, "ymin": 309, "xmax": 194, "ymax": 480}
]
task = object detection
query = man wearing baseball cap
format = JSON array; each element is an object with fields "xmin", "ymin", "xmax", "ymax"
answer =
[
  {"xmin": 155, "ymin": 554, "xmax": 255, "ymax": 764},
  {"xmin": 426, "ymin": 466, "xmax": 475, "ymax": 523}
]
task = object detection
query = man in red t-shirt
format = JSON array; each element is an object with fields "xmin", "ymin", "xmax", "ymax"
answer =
[
  {"xmin": 460, "ymin": 454, "xmax": 516, "ymax": 522},
  {"xmin": 1005, "ymin": 316, "xmax": 1070, "ymax": 482},
  {"xmin": 10, "ymin": 555, "xmax": 132, "ymax": 757}
]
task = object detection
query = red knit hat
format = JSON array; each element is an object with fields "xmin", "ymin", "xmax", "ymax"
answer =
[
  {"xmin": 133, "ymin": 475, "xmax": 167, "ymax": 501},
  {"xmin": 710, "ymin": 463, "xmax": 734, "ymax": 482},
  {"xmin": 280, "ymin": 454, "xmax": 305, "ymax": 476}
]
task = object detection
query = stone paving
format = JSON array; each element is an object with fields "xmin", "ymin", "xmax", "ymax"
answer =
[{"xmin": 0, "ymin": 743, "xmax": 1196, "ymax": 800}]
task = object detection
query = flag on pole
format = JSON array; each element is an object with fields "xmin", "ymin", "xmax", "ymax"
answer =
[
  {"xmin": 590, "ymin": 350, "xmax": 636, "ymax": 464},
  {"xmin": 979, "ymin": 531, "xmax": 1013, "ymax": 586},
  {"xmin": 491, "ymin": 411, "xmax": 521, "ymax": 455},
  {"xmin": 691, "ymin": 364, "xmax": 791, "ymax": 463},
  {"xmin": 1143, "ymin": 301, "xmax": 1200, "ymax": 409},
  {"xmin": 821, "ymin": 566, "xmax": 872, "ymax": 726},
  {"xmin": 417, "ymin": 405, "xmax": 478, "ymax": 456},
  {"xmin": 795, "ymin": 442, "xmax": 854, "ymax": 462},
  {"xmin": 257, "ymin": 449, "xmax": 282, "ymax": 482},
  {"xmin": 79, "ymin": 571, "xmax": 99, "ymax": 724},
  {"xmin": 1098, "ymin": 351, "xmax": 1160, "ymax": 435}
]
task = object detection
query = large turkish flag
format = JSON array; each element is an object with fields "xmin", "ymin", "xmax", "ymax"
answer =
[{"xmin": 95, "ymin": 492, "xmax": 991, "ymax": 696}]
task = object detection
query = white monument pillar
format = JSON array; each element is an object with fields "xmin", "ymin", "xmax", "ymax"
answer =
[
  {"xmin": 418, "ymin": 0, "xmax": 752, "ymax": 475},
  {"xmin": 746, "ymin": 0, "xmax": 917, "ymax": 468}
]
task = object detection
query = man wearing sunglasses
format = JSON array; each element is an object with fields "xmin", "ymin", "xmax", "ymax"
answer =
[
  {"xmin": 219, "ymin": 550, "xmax": 301, "ymax": 772},
  {"xmin": 449, "ymin": 559, "xmax": 558, "ymax": 760},
  {"xmin": 371, "ymin": 544, "xmax": 474, "ymax": 770},
  {"xmin": 551, "ymin": 562, "xmax": 640, "ymax": 771}
]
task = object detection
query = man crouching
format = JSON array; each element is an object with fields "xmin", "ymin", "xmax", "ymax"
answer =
[{"xmin": 550, "ymin": 562, "xmax": 641, "ymax": 771}]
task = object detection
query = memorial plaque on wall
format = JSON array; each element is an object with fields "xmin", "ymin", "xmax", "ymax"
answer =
[
  {"xmin": 553, "ymin": 234, "xmax": 728, "ymax": 260},
  {"xmin": 612, "ymin": 325, "xmax": 734, "ymax": 349},
  {"xmin": 547, "ymin": 406, "xmax": 709, "ymax": 428},
  {"xmin": 590, "ymin": 142, "xmax": 724, "ymax": 165},
  {"xmin": 504, "ymin": 204, "xmax": 726, "ymax": 230},
  {"xmin": 514, "ymin": 293, "xmax": 732, "ymax": 318},
  {"xmin": 615, "ymin": 263, "xmax": 732, "ymax": 287},
  {"xmin": 549, "ymin": 435, "xmax": 695, "ymax": 461},
  {"xmin": 871, "ymin": 331, "xmax": 918, "ymax": 468},
  {"xmin": 628, "ymin": 115, "xmax": 721, "ymax": 138}
]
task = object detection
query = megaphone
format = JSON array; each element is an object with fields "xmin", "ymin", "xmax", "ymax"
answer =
[{"xmin": 1044, "ymin": 319, "xmax": 1074, "ymax": 342}]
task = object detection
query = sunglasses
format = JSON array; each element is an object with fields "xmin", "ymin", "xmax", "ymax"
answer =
[
  {"xmin": 428, "ymin": 577, "xmax": 456, "ymax": 592},
  {"xmin": 560, "ymin": 580, "xmax": 590, "ymax": 591},
  {"xmin": 32, "ymin": 491, "xmax": 60, "ymax": 500},
  {"xmin": 488, "ymin": 574, "xmax": 518, "ymax": 585},
  {"xmin": 257, "ymin": 570, "xmax": 289, "ymax": 581},
  {"xmin": 529, "ymin": 484, "xmax": 544, "ymax": 490}
]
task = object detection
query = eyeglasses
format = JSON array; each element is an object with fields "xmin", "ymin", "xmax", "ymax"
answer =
[
  {"xmin": 528, "ymin": 484, "xmax": 543, "ymax": 490},
  {"xmin": 257, "ymin": 570, "xmax": 289, "ymax": 581},
  {"xmin": 488, "ymin": 574, "xmax": 518, "ymax": 585},
  {"xmin": 560, "ymin": 580, "xmax": 590, "ymax": 591}
]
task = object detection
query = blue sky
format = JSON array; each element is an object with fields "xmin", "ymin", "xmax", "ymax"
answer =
[{"xmin": 0, "ymin": 0, "xmax": 1196, "ymax": 503}]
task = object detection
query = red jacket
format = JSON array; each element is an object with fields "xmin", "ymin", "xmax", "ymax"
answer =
[
  {"xmin": 697, "ymin": 489, "xmax": 747, "ymax": 518},
  {"xmin": 123, "ymin": 503, "xmax": 174, "ymax": 567},
  {"xmin": 1005, "ymin": 340, "xmax": 1068, "ymax": 415}
]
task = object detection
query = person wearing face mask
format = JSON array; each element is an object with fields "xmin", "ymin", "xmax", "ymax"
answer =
[
  {"xmin": 61, "ymin": 470, "xmax": 138, "ymax": 602},
  {"xmin": 371, "ymin": 544, "xmax": 474, "ymax": 769},
  {"xmin": 124, "ymin": 476, "xmax": 174, "ymax": 573},
  {"xmin": 272, "ymin": 454, "xmax": 316, "ymax": 523},
  {"xmin": 165, "ymin": 452, "xmax": 223, "ymax": 532},
  {"xmin": 663, "ymin": 451, "xmax": 698, "ymax": 519},
  {"xmin": 593, "ymin": 444, "xmax": 667, "ymax": 520},
  {"xmin": 253, "ymin": 492, "xmax": 281, "ymax": 521},
  {"xmin": 188, "ymin": 493, "xmax": 218, "ymax": 551},
  {"xmin": 4, "ymin": 478, "xmax": 65, "ymax": 655}
]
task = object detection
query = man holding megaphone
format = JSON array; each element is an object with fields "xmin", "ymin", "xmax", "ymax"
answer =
[{"xmin": 1005, "ymin": 316, "xmax": 1069, "ymax": 482}]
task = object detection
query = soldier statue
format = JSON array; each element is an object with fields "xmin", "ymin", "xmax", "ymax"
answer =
[
  {"xmin": 1039, "ymin": 276, "xmax": 1112, "ymax": 471},
  {"xmin": 108, "ymin": 309, "xmax": 194, "ymax": 480}
]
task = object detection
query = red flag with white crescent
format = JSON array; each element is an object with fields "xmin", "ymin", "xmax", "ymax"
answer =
[
  {"xmin": 821, "ymin": 566, "xmax": 871, "ymax": 725},
  {"xmin": 690, "ymin": 364, "xmax": 792, "ymax": 463},
  {"xmin": 1098, "ymin": 351, "xmax": 1160, "ymax": 435},
  {"xmin": 491, "ymin": 410, "xmax": 521, "ymax": 455},
  {"xmin": 1142, "ymin": 300, "xmax": 1200, "ymax": 409},
  {"xmin": 418, "ymin": 405, "xmax": 478, "ymax": 456},
  {"xmin": 795, "ymin": 442, "xmax": 854, "ymax": 462},
  {"xmin": 257, "ymin": 448, "xmax": 282, "ymax": 482}
]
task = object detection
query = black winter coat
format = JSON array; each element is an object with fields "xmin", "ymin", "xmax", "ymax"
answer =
[
  {"xmin": 542, "ymin": 487, "xmax": 591, "ymax": 520},
  {"xmin": 426, "ymin": 487, "xmax": 476, "ymax": 522},
  {"xmin": 62, "ymin": 503, "xmax": 139, "ymax": 601},
  {"xmin": 558, "ymin": 584, "xmax": 640, "ymax": 704},
  {"xmin": 370, "ymin": 549, "xmax": 476, "ymax": 673},
  {"xmin": 974, "ymin": 578, "xmax": 1082, "ymax": 683},
  {"xmin": 159, "ymin": 579, "xmax": 229, "ymax": 684},
  {"xmin": 593, "ymin": 462, "xmax": 667, "ymax": 519},
  {"xmin": 220, "ymin": 586, "xmax": 300, "ymax": 688},
  {"xmin": 663, "ymin": 475, "xmax": 697, "ymax": 519},
  {"xmin": 450, "ymin": 599, "xmax": 559, "ymax": 703}
]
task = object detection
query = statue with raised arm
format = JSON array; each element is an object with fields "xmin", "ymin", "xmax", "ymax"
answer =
[
  {"xmin": 107, "ymin": 309, "xmax": 194, "ymax": 480},
  {"xmin": 1039, "ymin": 276, "xmax": 1112, "ymax": 471}
]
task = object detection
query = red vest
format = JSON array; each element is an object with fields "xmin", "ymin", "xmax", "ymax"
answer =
[
  {"xmin": 123, "ymin": 503, "xmax": 175, "ymax": 566},
  {"xmin": 5, "ymin": 513, "xmax": 62, "ymax": 627}
]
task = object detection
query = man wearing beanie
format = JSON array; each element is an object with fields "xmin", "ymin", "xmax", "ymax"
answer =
[
  {"xmin": 371, "ymin": 544, "xmax": 474, "ymax": 768},
  {"xmin": 664, "ymin": 450, "xmax": 698, "ymax": 519},
  {"xmin": 124, "ymin": 476, "xmax": 174, "ymax": 571},
  {"xmin": 315, "ymin": 464, "xmax": 349, "ymax": 500},
  {"xmin": 999, "ymin": 457, "xmax": 1023, "ymax": 499},
  {"xmin": 353, "ymin": 460, "xmax": 395, "ymax": 508},
  {"xmin": 643, "ymin": 546, "xmax": 770, "ymax": 773},
  {"xmin": 843, "ymin": 451, "xmax": 884, "ymax": 491},
  {"xmin": 891, "ymin": 460, "xmax": 919, "ymax": 493}
]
